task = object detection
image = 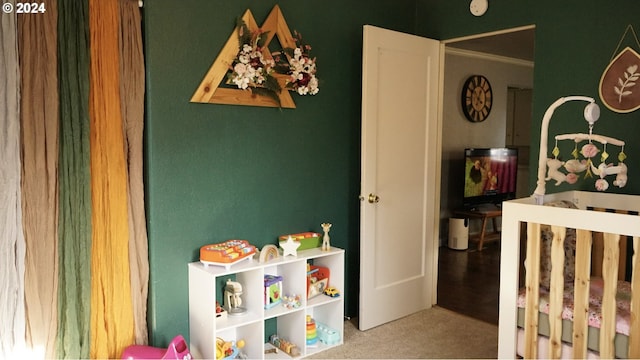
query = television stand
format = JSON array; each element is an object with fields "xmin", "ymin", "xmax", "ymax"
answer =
[
  {"xmin": 463, "ymin": 203, "xmax": 501, "ymax": 212},
  {"xmin": 453, "ymin": 206, "xmax": 502, "ymax": 251}
]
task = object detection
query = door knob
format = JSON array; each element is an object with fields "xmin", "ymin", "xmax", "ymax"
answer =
[{"xmin": 368, "ymin": 193, "xmax": 380, "ymax": 203}]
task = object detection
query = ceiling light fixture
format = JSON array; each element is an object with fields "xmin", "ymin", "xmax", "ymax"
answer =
[{"xmin": 470, "ymin": 0, "xmax": 488, "ymax": 16}]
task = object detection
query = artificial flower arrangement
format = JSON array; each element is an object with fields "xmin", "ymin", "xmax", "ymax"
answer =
[
  {"xmin": 272, "ymin": 30, "xmax": 320, "ymax": 96},
  {"xmin": 227, "ymin": 19, "xmax": 320, "ymax": 106}
]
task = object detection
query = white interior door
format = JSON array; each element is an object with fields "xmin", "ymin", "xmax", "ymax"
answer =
[{"xmin": 359, "ymin": 25, "xmax": 441, "ymax": 330}]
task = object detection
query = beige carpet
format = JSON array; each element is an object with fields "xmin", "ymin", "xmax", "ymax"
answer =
[{"xmin": 307, "ymin": 306, "xmax": 498, "ymax": 359}]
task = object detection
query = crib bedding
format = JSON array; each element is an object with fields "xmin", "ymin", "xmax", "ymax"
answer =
[{"xmin": 516, "ymin": 277, "xmax": 631, "ymax": 358}]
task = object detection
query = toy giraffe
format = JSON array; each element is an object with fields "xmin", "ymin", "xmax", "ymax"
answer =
[{"xmin": 321, "ymin": 223, "xmax": 332, "ymax": 251}]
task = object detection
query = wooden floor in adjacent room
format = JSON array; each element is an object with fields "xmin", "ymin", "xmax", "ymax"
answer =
[{"xmin": 437, "ymin": 241, "xmax": 501, "ymax": 325}]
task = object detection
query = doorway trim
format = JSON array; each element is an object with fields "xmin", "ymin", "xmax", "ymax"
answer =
[
  {"xmin": 446, "ymin": 47, "xmax": 533, "ymax": 68},
  {"xmin": 441, "ymin": 24, "xmax": 536, "ymax": 46},
  {"xmin": 442, "ymin": 25, "xmax": 535, "ymax": 67},
  {"xmin": 433, "ymin": 24, "xmax": 536, "ymax": 305}
]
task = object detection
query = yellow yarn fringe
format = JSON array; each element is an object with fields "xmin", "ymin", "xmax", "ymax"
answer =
[{"xmin": 89, "ymin": 0, "xmax": 135, "ymax": 357}]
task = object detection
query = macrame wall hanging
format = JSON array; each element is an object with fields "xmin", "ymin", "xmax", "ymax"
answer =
[{"xmin": 599, "ymin": 25, "xmax": 640, "ymax": 113}]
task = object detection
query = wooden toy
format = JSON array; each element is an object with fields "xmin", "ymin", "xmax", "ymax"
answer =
[
  {"xmin": 282, "ymin": 293, "xmax": 301, "ymax": 309},
  {"xmin": 269, "ymin": 334, "xmax": 300, "ymax": 357},
  {"xmin": 306, "ymin": 264, "xmax": 329, "ymax": 299},
  {"xmin": 258, "ymin": 244, "xmax": 279, "ymax": 263},
  {"xmin": 200, "ymin": 240, "xmax": 256, "ymax": 269},
  {"xmin": 306, "ymin": 315, "xmax": 318, "ymax": 346},
  {"xmin": 278, "ymin": 232, "xmax": 321, "ymax": 250}
]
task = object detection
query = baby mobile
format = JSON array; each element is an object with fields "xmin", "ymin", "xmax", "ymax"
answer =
[{"xmin": 533, "ymin": 96, "xmax": 628, "ymax": 205}]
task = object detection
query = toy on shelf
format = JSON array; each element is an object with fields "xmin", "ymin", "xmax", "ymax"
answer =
[
  {"xmin": 279, "ymin": 235, "xmax": 301, "ymax": 257},
  {"xmin": 306, "ymin": 315, "xmax": 318, "ymax": 346},
  {"xmin": 282, "ymin": 293, "xmax": 301, "ymax": 309},
  {"xmin": 264, "ymin": 274, "xmax": 283, "ymax": 309},
  {"xmin": 324, "ymin": 286, "xmax": 340, "ymax": 298},
  {"xmin": 215, "ymin": 301, "xmax": 227, "ymax": 320},
  {"xmin": 224, "ymin": 279, "xmax": 247, "ymax": 316},
  {"xmin": 321, "ymin": 222, "xmax": 332, "ymax": 251},
  {"xmin": 200, "ymin": 240, "xmax": 256, "ymax": 269},
  {"xmin": 264, "ymin": 348, "xmax": 278, "ymax": 355},
  {"xmin": 258, "ymin": 244, "xmax": 279, "ymax": 263},
  {"xmin": 215, "ymin": 337, "xmax": 245, "ymax": 360},
  {"xmin": 316, "ymin": 322, "xmax": 341, "ymax": 345},
  {"xmin": 121, "ymin": 334, "xmax": 191, "ymax": 360},
  {"xmin": 278, "ymin": 232, "xmax": 321, "ymax": 250},
  {"xmin": 306, "ymin": 264, "xmax": 330, "ymax": 299},
  {"xmin": 269, "ymin": 334, "xmax": 300, "ymax": 357}
]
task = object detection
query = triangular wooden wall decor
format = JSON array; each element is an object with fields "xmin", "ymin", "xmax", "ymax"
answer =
[{"xmin": 191, "ymin": 5, "xmax": 297, "ymax": 108}]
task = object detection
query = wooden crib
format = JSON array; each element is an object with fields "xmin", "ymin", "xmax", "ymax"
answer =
[{"xmin": 498, "ymin": 191, "xmax": 640, "ymax": 359}]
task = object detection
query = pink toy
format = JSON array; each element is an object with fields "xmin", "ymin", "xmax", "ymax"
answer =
[{"xmin": 122, "ymin": 334, "xmax": 192, "ymax": 360}]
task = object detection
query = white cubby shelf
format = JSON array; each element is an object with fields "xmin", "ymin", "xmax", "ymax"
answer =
[{"xmin": 188, "ymin": 247, "xmax": 345, "ymax": 359}]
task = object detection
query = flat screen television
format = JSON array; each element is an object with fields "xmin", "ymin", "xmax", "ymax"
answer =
[{"xmin": 463, "ymin": 148, "xmax": 518, "ymax": 209}]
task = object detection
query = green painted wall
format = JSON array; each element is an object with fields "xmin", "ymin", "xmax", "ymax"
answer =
[
  {"xmin": 417, "ymin": 0, "xmax": 640, "ymax": 195},
  {"xmin": 145, "ymin": 0, "xmax": 640, "ymax": 346},
  {"xmin": 143, "ymin": 0, "xmax": 416, "ymax": 345}
]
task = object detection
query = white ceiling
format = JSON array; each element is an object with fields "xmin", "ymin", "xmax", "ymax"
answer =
[{"xmin": 446, "ymin": 28, "xmax": 535, "ymax": 62}]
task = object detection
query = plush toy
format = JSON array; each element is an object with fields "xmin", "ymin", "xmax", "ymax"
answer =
[
  {"xmin": 613, "ymin": 163, "xmax": 628, "ymax": 188},
  {"xmin": 591, "ymin": 162, "xmax": 610, "ymax": 177},
  {"xmin": 589, "ymin": 161, "xmax": 628, "ymax": 189},
  {"xmin": 545, "ymin": 158, "xmax": 567, "ymax": 185},
  {"xmin": 563, "ymin": 159, "xmax": 588, "ymax": 173}
]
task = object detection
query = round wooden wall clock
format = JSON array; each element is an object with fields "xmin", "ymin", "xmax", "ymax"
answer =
[{"xmin": 461, "ymin": 75, "xmax": 493, "ymax": 122}]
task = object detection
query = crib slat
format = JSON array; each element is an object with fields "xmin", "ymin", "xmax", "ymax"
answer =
[
  {"xmin": 616, "ymin": 209, "xmax": 629, "ymax": 281},
  {"xmin": 591, "ymin": 207, "xmax": 606, "ymax": 280},
  {"xmin": 572, "ymin": 229, "xmax": 592, "ymax": 359},
  {"xmin": 591, "ymin": 232, "xmax": 627, "ymax": 280},
  {"xmin": 629, "ymin": 236, "xmax": 640, "ymax": 358},
  {"xmin": 549, "ymin": 225, "xmax": 566, "ymax": 359},
  {"xmin": 524, "ymin": 222, "xmax": 542, "ymax": 359},
  {"xmin": 600, "ymin": 232, "xmax": 620, "ymax": 359},
  {"xmin": 591, "ymin": 232, "xmax": 604, "ymax": 277},
  {"xmin": 619, "ymin": 237, "xmax": 628, "ymax": 281},
  {"xmin": 591, "ymin": 208, "xmax": 627, "ymax": 280}
]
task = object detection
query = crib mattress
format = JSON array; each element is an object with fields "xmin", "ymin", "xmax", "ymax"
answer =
[
  {"xmin": 516, "ymin": 308, "xmax": 628, "ymax": 358},
  {"xmin": 516, "ymin": 278, "xmax": 631, "ymax": 358},
  {"xmin": 516, "ymin": 329, "xmax": 601, "ymax": 359}
]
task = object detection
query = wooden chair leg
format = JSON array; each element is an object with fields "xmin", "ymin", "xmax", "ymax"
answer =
[{"xmin": 478, "ymin": 217, "xmax": 488, "ymax": 250}]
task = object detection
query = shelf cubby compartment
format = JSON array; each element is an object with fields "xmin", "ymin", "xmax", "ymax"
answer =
[
  {"xmin": 217, "ymin": 321, "xmax": 263, "ymax": 360},
  {"xmin": 264, "ymin": 260, "xmax": 306, "ymax": 319},
  {"xmin": 216, "ymin": 269, "xmax": 263, "ymax": 331},
  {"xmin": 265, "ymin": 310, "xmax": 306, "ymax": 359},
  {"xmin": 310, "ymin": 250, "xmax": 345, "ymax": 294},
  {"xmin": 305, "ymin": 301, "xmax": 344, "ymax": 356},
  {"xmin": 189, "ymin": 247, "xmax": 344, "ymax": 359}
]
